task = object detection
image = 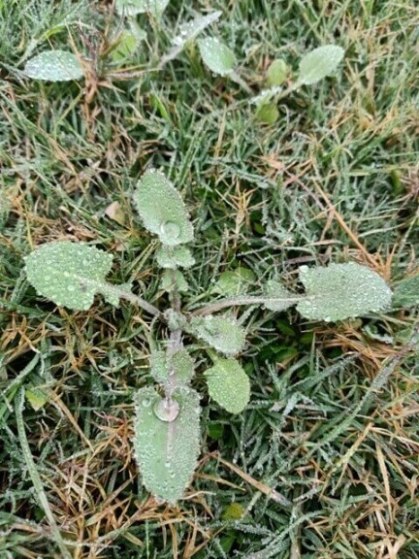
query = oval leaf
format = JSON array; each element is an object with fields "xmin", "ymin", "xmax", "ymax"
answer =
[
  {"xmin": 24, "ymin": 50, "xmax": 84, "ymax": 82},
  {"xmin": 133, "ymin": 169, "xmax": 194, "ymax": 246},
  {"xmin": 190, "ymin": 315, "xmax": 246, "ymax": 355},
  {"xmin": 133, "ymin": 386, "xmax": 201, "ymax": 502},
  {"xmin": 198, "ymin": 37, "xmax": 236, "ymax": 76},
  {"xmin": 297, "ymin": 45, "xmax": 344, "ymax": 85},
  {"xmin": 212, "ymin": 268, "xmax": 255, "ymax": 296},
  {"xmin": 297, "ymin": 263, "xmax": 392, "ymax": 321},
  {"xmin": 116, "ymin": 0, "xmax": 169, "ymax": 16},
  {"xmin": 266, "ymin": 59, "xmax": 288, "ymax": 87},
  {"xmin": 392, "ymin": 275, "xmax": 419, "ymax": 309},
  {"xmin": 24, "ymin": 241, "xmax": 119, "ymax": 311},
  {"xmin": 156, "ymin": 245, "xmax": 195, "ymax": 269},
  {"xmin": 204, "ymin": 358, "xmax": 250, "ymax": 414}
]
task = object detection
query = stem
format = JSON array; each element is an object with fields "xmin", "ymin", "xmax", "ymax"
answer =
[
  {"xmin": 165, "ymin": 270, "xmax": 183, "ymax": 398},
  {"xmin": 190, "ymin": 295, "xmax": 305, "ymax": 316},
  {"xmin": 112, "ymin": 286, "xmax": 161, "ymax": 318}
]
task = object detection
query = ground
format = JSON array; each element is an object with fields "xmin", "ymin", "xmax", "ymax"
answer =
[{"xmin": 0, "ymin": 1, "xmax": 418, "ymax": 558}]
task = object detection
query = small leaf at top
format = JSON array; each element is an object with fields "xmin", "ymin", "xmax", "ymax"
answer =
[
  {"xmin": 204, "ymin": 358, "xmax": 250, "ymax": 414},
  {"xmin": 297, "ymin": 263, "xmax": 392, "ymax": 321},
  {"xmin": 156, "ymin": 245, "xmax": 195, "ymax": 269},
  {"xmin": 24, "ymin": 241, "xmax": 120, "ymax": 311},
  {"xmin": 23, "ymin": 50, "xmax": 84, "ymax": 82},
  {"xmin": 263, "ymin": 279, "xmax": 296, "ymax": 311},
  {"xmin": 392, "ymin": 275, "xmax": 419, "ymax": 308},
  {"xmin": 198, "ymin": 37, "xmax": 236, "ymax": 76},
  {"xmin": 190, "ymin": 315, "xmax": 246, "ymax": 355},
  {"xmin": 133, "ymin": 169, "xmax": 194, "ymax": 246},
  {"xmin": 116, "ymin": 0, "xmax": 169, "ymax": 16},
  {"xmin": 297, "ymin": 44, "xmax": 344, "ymax": 85},
  {"xmin": 133, "ymin": 386, "xmax": 201, "ymax": 502},
  {"xmin": 266, "ymin": 59, "xmax": 288, "ymax": 86}
]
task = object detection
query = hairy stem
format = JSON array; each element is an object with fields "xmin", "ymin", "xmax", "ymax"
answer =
[
  {"xmin": 113, "ymin": 287, "xmax": 161, "ymax": 317},
  {"xmin": 190, "ymin": 295, "xmax": 305, "ymax": 316}
]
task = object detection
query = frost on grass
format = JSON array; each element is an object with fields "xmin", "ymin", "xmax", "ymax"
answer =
[
  {"xmin": 133, "ymin": 170, "xmax": 194, "ymax": 246},
  {"xmin": 133, "ymin": 386, "xmax": 201, "ymax": 503},
  {"xmin": 297, "ymin": 44, "xmax": 344, "ymax": 85},
  {"xmin": 296, "ymin": 263, "xmax": 392, "ymax": 321},
  {"xmin": 23, "ymin": 50, "xmax": 84, "ymax": 81},
  {"xmin": 115, "ymin": 0, "xmax": 169, "ymax": 16},
  {"xmin": 190, "ymin": 315, "xmax": 246, "ymax": 355},
  {"xmin": 24, "ymin": 241, "xmax": 120, "ymax": 311},
  {"xmin": 204, "ymin": 358, "xmax": 250, "ymax": 414},
  {"xmin": 198, "ymin": 37, "xmax": 236, "ymax": 76}
]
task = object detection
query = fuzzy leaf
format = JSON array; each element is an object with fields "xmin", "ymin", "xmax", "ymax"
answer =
[
  {"xmin": 133, "ymin": 169, "xmax": 193, "ymax": 246},
  {"xmin": 266, "ymin": 59, "xmax": 288, "ymax": 86},
  {"xmin": 24, "ymin": 241, "xmax": 120, "ymax": 311},
  {"xmin": 297, "ymin": 263, "xmax": 392, "ymax": 321},
  {"xmin": 212, "ymin": 268, "xmax": 255, "ymax": 296},
  {"xmin": 263, "ymin": 280, "xmax": 295, "ymax": 311},
  {"xmin": 198, "ymin": 37, "xmax": 236, "ymax": 76},
  {"xmin": 150, "ymin": 349, "xmax": 194, "ymax": 386},
  {"xmin": 190, "ymin": 315, "xmax": 246, "ymax": 355},
  {"xmin": 392, "ymin": 275, "xmax": 419, "ymax": 308},
  {"xmin": 23, "ymin": 50, "xmax": 84, "ymax": 81},
  {"xmin": 297, "ymin": 45, "xmax": 344, "ymax": 85},
  {"xmin": 255, "ymin": 103, "xmax": 279, "ymax": 124},
  {"xmin": 116, "ymin": 0, "xmax": 169, "ymax": 16},
  {"xmin": 133, "ymin": 386, "xmax": 201, "ymax": 502},
  {"xmin": 156, "ymin": 246, "xmax": 195, "ymax": 269},
  {"xmin": 204, "ymin": 358, "xmax": 250, "ymax": 414},
  {"xmin": 161, "ymin": 269, "xmax": 189, "ymax": 293}
]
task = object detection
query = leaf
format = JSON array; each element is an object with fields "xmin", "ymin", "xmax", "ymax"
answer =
[
  {"xmin": 255, "ymin": 103, "xmax": 279, "ymax": 124},
  {"xmin": 297, "ymin": 44, "xmax": 344, "ymax": 85},
  {"xmin": 23, "ymin": 50, "xmax": 84, "ymax": 81},
  {"xmin": 297, "ymin": 263, "xmax": 392, "ymax": 321},
  {"xmin": 111, "ymin": 30, "xmax": 141, "ymax": 62},
  {"xmin": 115, "ymin": 0, "xmax": 169, "ymax": 16},
  {"xmin": 24, "ymin": 241, "xmax": 121, "ymax": 311},
  {"xmin": 204, "ymin": 358, "xmax": 250, "ymax": 414},
  {"xmin": 150, "ymin": 349, "xmax": 194, "ymax": 386},
  {"xmin": 198, "ymin": 37, "xmax": 236, "ymax": 76},
  {"xmin": 161, "ymin": 269, "xmax": 189, "ymax": 293},
  {"xmin": 266, "ymin": 59, "xmax": 288, "ymax": 86},
  {"xmin": 156, "ymin": 246, "xmax": 195, "ymax": 269},
  {"xmin": 133, "ymin": 169, "xmax": 194, "ymax": 246},
  {"xmin": 212, "ymin": 268, "xmax": 256, "ymax": 296},
  {"xmin": 25, "ymin": 387, "xmax": 49, "ymax": 411},
  {"xmin": 133, "ymin": 386, "xmax": 201, "ymax": 502},
  {"xmin": 190, "ymin": 315, "xmax": 246, "ymax": 355},
  {"xmin": 392, "ymin": 275, "xmax": 419, "ymax": 308},
  {"xmin": 263, "ymin": 280, "xmax": 296, "ymax": 311}
]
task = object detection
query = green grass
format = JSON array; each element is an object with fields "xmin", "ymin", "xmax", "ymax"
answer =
[{"xmin": 1, "ymin": 0, "xmax": 418, "ymax": 557}]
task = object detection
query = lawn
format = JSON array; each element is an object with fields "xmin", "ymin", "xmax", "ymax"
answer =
[{"xmin": 0, "ymin": 1, "xmax": 418, "ymax": 558}]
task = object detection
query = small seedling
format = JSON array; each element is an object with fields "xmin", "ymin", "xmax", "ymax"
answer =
[{"xmin": 24, "ymin": 169, "xmax": 393, "ymax": 503}]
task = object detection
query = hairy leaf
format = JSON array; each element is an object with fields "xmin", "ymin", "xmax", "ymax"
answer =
[
  {"xmin": 204, "ymin": 358, "xmax": 250, "ymax": 414},
  {"xmin": 161, "ymin": 269, "xmax": 189, "ymax": 292},
  {"xmin": 150, "ymin": 349, "xmax": 194, "ymax": 386},
  {"xmin": 266, "ymin": 59, "xmax": 288, "ymax": 86},
  {"xmin": 190, "ymin": 315, "xmax": 246, "ymax": 355},
  {"xmin": 115, "ymin": 0, "xmax": 169, "ymax": 16},
  {"xmin": 156, "ymin": 245, "xmax": 195, "ymax": 269},
  {"xmin": 297, "ymin": 45, "xmax": 344, "ymax": 85},
  {"xmin": 297, "ymin": 263, "xmax": 392, "ymax": 321},
  {"xmin": 23, "ymin": 50, "xmax": 84, "ymax": 81},
  {"xmin": 133, "ymin": 169, "xmax": 193, "ymax": 246},
  {"xmin": 263, "ymin": 280, "xmax": 296, "ymax": 311},
  {"xmin": 255, "ymin": 103, "xmax": 279, "ymax": 124},
  {"xmin": 133, "ymin": 386, "xmax": 201, "ymax": 502},
  {"xmin": 212, "ymin": 268, "xmax": 255, "ymax": 296},
  {"xmin": 198, "ymin": 37, "xmax": 236, "ymax": 76},
  {"xmin": 392, "ymin": 275, "xmax": 419, "ymax": 308},
  {"xmin": 24, "ymin": 241, "xmax": 121, "ymax": 311}
]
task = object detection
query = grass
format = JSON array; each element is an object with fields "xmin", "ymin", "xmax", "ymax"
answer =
[{"xmin": 0, "ymin": 0, "xmax": 418, "ymax": 557}]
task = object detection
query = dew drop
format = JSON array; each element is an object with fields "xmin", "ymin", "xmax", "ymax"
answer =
[
  {"xmin": 154, "ymin": 397, "xmax": 180, "ymax": 422},
  {"xmin": 160, "ymin": 221, "xmax": 181, "ymax": 240}
]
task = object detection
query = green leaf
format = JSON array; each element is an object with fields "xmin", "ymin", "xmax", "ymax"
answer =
[
  {"xmin": 24, "ymin": 241, "xmax": 121, "ymax": 311},
  {"xmin": 150, "ymin": 349, "xmax": 194, "ymax": 386},
  {"xmin": 133, "ymin": 386, "xmax": 201, "ymax": 502},
  {"xmin": 212, "ymin": 268, "xmax": 256, "ymax": 296},
  {"xmin": 297, "ymin": 44, "xmax": 344, "ymax": 85},
  {"xmin": 25, "ymin": 387, "xmax": 49, "ymax": 411},
  {"xmin": 392, "ymin": 275, "xmax": 419, "ymax": 308},
  {"xmin": 116, "ymin": 0, "xmax": 169, "ymax": 16},
  {"xmin": 111, "ymin": 30, "xmax": 141, "ymax": 62},
  {"xmin": 23, "ymin": 50, "xmax": 84, "ymax": 81},
  {"xmin": 161, "ymin": 269, "xmax": 189, "ymax": 293},
  {"xmin": 133, "ymin": 169, "xmax": 194, "ymax": 246},
  {"xmin": 296, "ymin": 263, "xmax": 392, "ymax": 321},
  {"xmin": 190, "ymin": 315, "xmax": 246, "ymax": 355},
  {"xmin": 204, "ymin": 358, "xmax": 250, "ymax": 414},
  {"xmin": 198, "ymin": 37, "xmax": 236, "ymax": 76},
  {"xmin": 255, "ymin": 102, "xmax": 279, "ymax": 124},
  {"xmin": 263, "ymin": 279, "xmax": 296, "ymax": 311},
  {"xmin": 266, "ymin": 59, "xmax": 288, "ymax": 86},
  {"xmin": 156, "ymin": 246, "xmax": 195, "ymax": 269}
]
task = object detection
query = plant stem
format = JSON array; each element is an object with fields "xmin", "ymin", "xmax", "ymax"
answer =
[
  {"xmin": 190, "ymin": 295, "xmax": 305, "ymax": 316},
  {"xmin": 114, "ymin": 287, "xmax": 161, "ymax": 317},
  {"xmin": 165, "ymin": 270, "xmax": 183, "ymax": 397}
]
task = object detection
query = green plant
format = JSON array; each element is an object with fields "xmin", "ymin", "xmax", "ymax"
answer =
[{"xmin": 24, "ymin": 169, "xmax": 393, "ymax": 503}]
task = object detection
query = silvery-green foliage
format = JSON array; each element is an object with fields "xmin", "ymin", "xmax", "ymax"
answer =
[
  {"xmin": 24, "ymin": 241, "xmax": 122, "ymax": 311},
  {"xmin": 297, "ymin": 45, "xmax": 344, "ymax": 85},
  {"xmin": 190, "ymin": 315, "xmax": 246, "ymax": 355},
  {"xmin": 133, "ymin": 386, "xmax": 201, "ymax": 502},
  {"xmin": 263, "ymin": 279, "xmax": 296, "ymax": 311},
  {"xmin": 212, "ymin": 268, "xmax": 255, "ymax": 296},
  {"xmin": 392, "ymin": 275, "xmax": 419, "ymax": 308},
  {"xmin": 161, "ymin": 270, "xmax": 189, "ymax": 293},
  {"xmin": 115, "ymin": 0, "xmax": 169, "ymax": 16},
  {"xmin": 296, "ymin": 263, "xmax": 392, "ymax": 321},
  {"xmin": 23, "ymin": 50, "xmax": 84, "ymax": 81},
  {"xmin": 150, "ymin": 349, "xmax": 194, "ymax": 386},
  {"xmin": 156, "ymin": 246, "xmax": 195, "ymax": 269},
  {"xmin": 198, "ymin": 37, "xmax": 236, "ymax": 76},
  {"xmin": 204, "ymin": 358, "xmax": 250, "ymax": 414},
  {"xmin": 133, "ymin": 170, "xmax": 194, "ymax": 246}
]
